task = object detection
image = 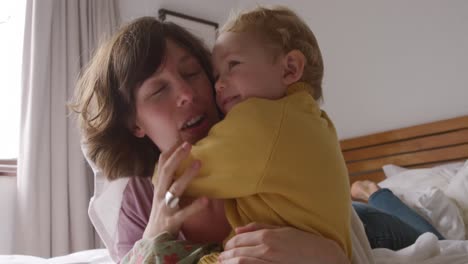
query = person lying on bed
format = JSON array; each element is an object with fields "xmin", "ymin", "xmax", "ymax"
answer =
[
  {"xmin": 351, "ymin": 180, "xmax": 445, "ymax": 250},
  {"xmin": 72, "ymin": 11, "xmax": 443, "ymax": 264}
]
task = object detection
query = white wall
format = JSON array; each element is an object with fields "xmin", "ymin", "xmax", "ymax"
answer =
[
  {"xmin": 119, "ymin": 0, "xmax": 468, "ymax": 139},
  {"xmin": 0, "ymin": 176, "xmax": 16, "ymax": 254},
  {"xmin": 118, "ymin": 0, "xmax": 240, "ymax": 25}
]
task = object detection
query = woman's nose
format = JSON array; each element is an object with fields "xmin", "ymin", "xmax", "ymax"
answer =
[{"xmin": 176, "ymin": 81, "xmax": 196, "ymax": 107}]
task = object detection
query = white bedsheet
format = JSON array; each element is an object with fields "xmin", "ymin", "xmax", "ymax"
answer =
[
  {"xmin": 373, "ymin": 233, "xmax": 468, "ymax": 264},
  {"xmin": 1, "ymin": 236, "xmax": 467, "ymax": 264},
  {"xmin": 0, "ymin": 249, "xmax": 112, "ymax": 264}
]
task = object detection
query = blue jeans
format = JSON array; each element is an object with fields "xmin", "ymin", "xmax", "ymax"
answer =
[{"xmin": 353, "ymin": 188, "xmax": 444, "ymax": 250}]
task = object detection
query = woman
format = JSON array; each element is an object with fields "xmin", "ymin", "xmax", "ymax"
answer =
[
  {"xmin": 72, "ymin": 16, "xmax": 443, "ymax": 263},
  {"xmin": 73, "ymin": 17, "xmax": 349, "ymax": 263}
]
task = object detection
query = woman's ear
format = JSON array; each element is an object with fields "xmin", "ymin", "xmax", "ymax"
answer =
[{"xmin": 282, "ymin": 50, "xmax": 306, "ymax": 86}]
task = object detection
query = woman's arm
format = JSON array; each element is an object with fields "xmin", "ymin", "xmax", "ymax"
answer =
[
  {"xmin": 115, "ymin": 176, "xmax": 153, "ymax": 261},
  {"xmin": 219, "ymin": 223, "xmax": 350, "ymax": 264},
  {"xmin": 118, "ymin": 143, "xmax": 218, "ymax": 263}
]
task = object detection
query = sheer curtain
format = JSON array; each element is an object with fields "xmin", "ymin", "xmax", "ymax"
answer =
[{"xmin": 16, "ymin": 0, "xmax": 119, "ymax": 257}]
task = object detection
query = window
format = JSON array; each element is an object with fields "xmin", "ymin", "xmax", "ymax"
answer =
[{"xmin": 0, "ymin": 1, "xmax": 26, "ymax": 176}]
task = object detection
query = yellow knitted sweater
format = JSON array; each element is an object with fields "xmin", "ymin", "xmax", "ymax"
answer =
[{"xmin": 153, "ymin": 82, "xmax": 352, "ymax": 261}]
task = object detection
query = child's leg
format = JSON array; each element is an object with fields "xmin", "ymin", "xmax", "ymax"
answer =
[
  {"xmin": 352, "ymin": 201, "xmax": 422, "ymax": 250},
  {"xmin": 352, "ymin": 181, "xmax": 444, "ymax": 240},
  {"xmin": 367, "ymin": 188, "xmax": 444, "ymax": 240}
]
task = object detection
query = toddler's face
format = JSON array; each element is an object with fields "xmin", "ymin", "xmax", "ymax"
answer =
[{"xmin": 212, "ymin": 31, "xmax": 287, "ymax": 114}]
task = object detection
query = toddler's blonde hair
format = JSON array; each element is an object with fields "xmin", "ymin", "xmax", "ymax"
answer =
[{"xmin": 221, "ymin": 6, "xmax": 324, "ymax": 100}]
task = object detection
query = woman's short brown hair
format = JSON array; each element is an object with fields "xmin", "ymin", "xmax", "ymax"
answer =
[
  {"xmin": 222, "ymin": 6, "xmax": 324, "ymax": 101},
  {"xmin": 71, "ymin": 17, "xmax": 214, "ymax": 180}
]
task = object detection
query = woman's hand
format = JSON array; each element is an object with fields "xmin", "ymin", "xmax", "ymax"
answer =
[
  {"xmin": 219, "ymin": 223, "xmax": 350, "ymax": 264},
  {"xmin": 142, "ymin": 142, "xmax": 208, "ymax": 239}
]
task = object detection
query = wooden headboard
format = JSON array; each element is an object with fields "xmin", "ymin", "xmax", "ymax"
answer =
[{"xmin": 340, "ymin": 115, "xmax": 468, "ymax": 184}]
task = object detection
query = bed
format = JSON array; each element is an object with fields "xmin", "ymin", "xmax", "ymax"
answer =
[
  {"xmin": 1, "ymin": 116, "xmax": 467, "ymax": 264},
  {"xmin": 341, "ymin": 115, "xmax": 468, "ymax": 184},
  {"xmin": 0, "ymin": 249, "xmax": 112, "ymax": 264},
  {"xmin": 341, "ymin": 115, "xmax": 468, "ymax": 263}
]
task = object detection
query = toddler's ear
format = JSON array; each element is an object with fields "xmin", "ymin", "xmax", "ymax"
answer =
[{"xmin": 282, "ymin": 50, "xmax": 306, "ymax": 86}]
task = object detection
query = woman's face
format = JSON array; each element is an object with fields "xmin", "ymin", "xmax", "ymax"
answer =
[
  {"xmin": 133, "ymin": 39, "xmax": 230, "ymax": 243},
  {"xmin": 133, "ymin": 39, "xmax": 220, "ymax": 151}
]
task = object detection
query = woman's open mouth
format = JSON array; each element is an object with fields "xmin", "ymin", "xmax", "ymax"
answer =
[{"xmin": 182, "ymin": 115, "xmax": 204, "ymax": 130}]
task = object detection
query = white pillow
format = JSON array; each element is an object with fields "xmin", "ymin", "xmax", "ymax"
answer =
[
  {"xmin": 382, "ymin": 164, "xmax": 408, "ymax": 178},
  {"xmin": 391, "ymin": 187, "xmax": 465, "ymax": 240},
  {"xmin": 382, "ymin": 161, "xmax": 466, "ymax": 178},
  {"xmin": 82, "ymin": 145, "xmax": 129, "ymax": 262},
  {"xmin": 380, "ymin": 161, "xmax": 465, "ymax": 193},
  {"xmin": 379, "ymin": 161, "xmax": 467, "ymax": 240},
  {"xmin": 445, "ymin": 161, "xmax": 468, "ymax": 239}
]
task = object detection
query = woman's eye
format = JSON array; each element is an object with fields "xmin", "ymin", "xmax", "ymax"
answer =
[
  {"xmin": 183, "ymin": 70, "xmax": 201, "ymax": 79},
  {"xmin": 228, "ymin": 60, "xmax": 240, "ymax": 70},
  {"xmin": 151, "ymin": 84, "xmax": 167, "ymax": 97}
]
